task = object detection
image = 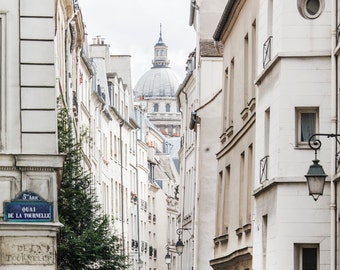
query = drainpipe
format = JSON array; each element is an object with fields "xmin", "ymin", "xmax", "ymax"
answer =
[
  {"xmin": 177, "ymin": 87, "xmax": 188, "ymax": 270},
  {"xmin": 120, "ymin": 120, "xmax": 125, "ymax": 253},
  {"xmin": 330, "ymin": 1, "xmax": 337, "ymax": 269},
  {"xmin": 193, "ymin": 2, "xmax": 200, "ymax": 108},
  {"xmin": 136, "ymin": 132, "xmax": 142, "ymax": 267},
  {"xmin": 193, "ymin": 122, "xmax": 200, "ymax": 270},
  {"xmin": 191, "ymin": 1, "xmax": 200, "ymax": 269}
]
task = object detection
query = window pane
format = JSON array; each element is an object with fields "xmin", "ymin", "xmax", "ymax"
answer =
[
  {"xmin": 302, "ymin": 248, "xmax": 317, "ymax": 270},
  {"xmin": 306, "ymin": 0, "xmax": 320, "ymax": 15},
  {"xmin": 300, "ymin": 112, "xmax": 316, "ymax": 141}
]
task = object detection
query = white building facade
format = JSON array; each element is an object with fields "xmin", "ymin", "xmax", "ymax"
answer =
[
  {"xmin": 253, "ymin": 1, "xmax": 333, "ymax": 269},
  {"xmin": 176, "ymin": 1, "xmax": 225, "ymax": 269},
  {"xmin": 0, "ymin": 0, "xmax": 65, "ymax": 269}
]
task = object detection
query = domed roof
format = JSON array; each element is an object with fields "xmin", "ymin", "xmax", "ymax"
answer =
[
  {"xmin": 134, "ymin": 25, "xmax": 180, "ymax": 99},
  {"xmin": 134, "ymin": 67, "xmax": 179, "ymax": 99}
]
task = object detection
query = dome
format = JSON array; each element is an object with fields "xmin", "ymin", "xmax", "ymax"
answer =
[
  {"xmin": 134, "ymin": 67, "xmax": 179, "ymax": 99},
  {"xmin": 134, "ymin": 25, "xmax": 180, "ymax": 100}
]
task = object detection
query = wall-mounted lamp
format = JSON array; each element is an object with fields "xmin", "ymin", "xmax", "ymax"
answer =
[
  {"xmin": 175, "ymin": 228, "xmax": 191, "ymax": 256},
  {"xmin": 165, "ymin": 245, "xmax": 171, "ymax": 265},
  {"xmin": 305, "ymin": 133, "xmax": 340, "ymax": 200}
]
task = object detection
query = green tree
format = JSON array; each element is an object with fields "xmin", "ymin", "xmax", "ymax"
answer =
[{"xmin": 57, "ymin": 101, "xmax": 129, "ymax": 270}]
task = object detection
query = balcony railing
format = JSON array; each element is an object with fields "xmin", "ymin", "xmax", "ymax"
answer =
[
  {"xmin": 263, "ymin": 36, "xmax": 273, "ymax": 68},
  {"xmin": 260, "ymin": 155, "xmax": 269, "ymax": 183}
]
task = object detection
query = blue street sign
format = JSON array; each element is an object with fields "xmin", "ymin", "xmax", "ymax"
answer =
[{"xmin": 4, "ymin": 191, "xmax": 53, "ymax": 222}]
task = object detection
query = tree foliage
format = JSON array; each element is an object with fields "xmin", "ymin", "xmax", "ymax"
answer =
[{"xmin": 57, "ymin": 101, "xmax": 129, "ymax": 270}]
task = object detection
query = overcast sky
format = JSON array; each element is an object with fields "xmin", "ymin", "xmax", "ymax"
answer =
[{"xmin": 79, "ymin": 0, "xmax": 196, "ymax": 88}]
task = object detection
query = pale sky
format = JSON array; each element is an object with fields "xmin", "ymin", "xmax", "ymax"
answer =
[{"xmin": 79, "ymin": 0, "xmax": 196, "ymax": 88}]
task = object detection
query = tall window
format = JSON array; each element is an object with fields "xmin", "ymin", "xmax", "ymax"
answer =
[
  {"xmin": 166, "ymin": 103, "xmax": 170, "ymax": 112},
  {"xmin": 267, "ymin": 0, "xmax": 273, "ymax": 37},
  {"xmin": 229, "ymin": 59, "xmax": 235, "ymax": 127},
  {"xmin": 216, "ymin": 171, "xmax": 223, "ymax": 235},
  {"xmin": 239, "ymin": 152, "xmax": 245, "ymax": 227},
  {"xmin": 246, "ymin": 144, "xmax": 253, "ymax": 224},
  {"xmin": 0, "ymin": 16, "xmax": 4, "ymax": 150},
  {"xmin": 154, "ymin": 103, "xmax": 159, "ymax": 112},
  {"xmin": 223, "ymin": 166, "xmax": 230, "ymax": 234},
  {"xmin": 264, "ymin": 108, "xmax": 271, "ymax": 155},
  {"xmin": 244, "ymin": 34, "xmax": 249, "ymax": 107},
  {"xmin": 223, "ymin": 68, "xmax": 229, "ymax": 130},
  {"xmin": 251, "ymin": 20, "xmax": 257, "ymax": 101},
  {"xmin": 262, "ymin": 215, "xmax": 268, "ymax": 270},
  {"xmin": 296, "ymin": 107, "xmax": 318, "ymax": 146}
]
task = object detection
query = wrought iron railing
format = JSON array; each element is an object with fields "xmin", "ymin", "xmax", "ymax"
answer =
[
  {"xmin": 260, "ymin": 155, "xmax": 269, "ymax": 183},
  {"xmin": 263, "ymin": 36, "xmax": 273, "ymax": 68}
]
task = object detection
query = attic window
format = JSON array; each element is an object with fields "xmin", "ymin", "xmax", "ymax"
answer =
[{"xmin": 297, "ymin": 0, "xmax": 324, "ymax": 19}]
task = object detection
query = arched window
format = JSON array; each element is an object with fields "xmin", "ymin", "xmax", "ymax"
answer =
[
  {"xmin": 166, "ymin": 103, "xmax": 170, "ymax": 112},
  {"xmin": 154, "ymin": 103, "xmax": 159, "ymax": 112}
]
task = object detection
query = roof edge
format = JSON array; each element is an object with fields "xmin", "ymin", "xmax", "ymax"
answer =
[
  {"xmin": 213, "ymin": 0, "xmax": 236, "ymax": 41},
  {"xmin": 189, "ymin": 0, "xmax": 195, "ymax": 26}
]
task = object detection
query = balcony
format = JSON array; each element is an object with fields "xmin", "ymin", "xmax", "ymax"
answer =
[
  {"xmin": 263, "ymin": 36, "xmax": 273, "ymax": 68},
  {"xmin": 260, "ymin": 155, "xmax": 269, "ymax": 183}
]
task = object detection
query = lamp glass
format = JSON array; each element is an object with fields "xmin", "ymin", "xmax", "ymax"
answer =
[
  {"xmin": 175, "ymin": 239, "xmax": 184, "ymax": 255},
  {"xmin": 165, "ymin": 253, "xmax": 171, "ymax": 264},
  {"xmin": 138, "ymin": 259, "xmax": 143, "ymax": 268}
]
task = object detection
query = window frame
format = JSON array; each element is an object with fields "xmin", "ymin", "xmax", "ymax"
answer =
[
  {"xmin": 297, "ymin": 0, "xmax": 325, "ymax": 20},
  {"xmin": 294, "ymin": 243, "xmax": 319, "ymax": 270},
  {"xmin": 295, "ymin": 107, "xmax": 319, "ymax": 147}
]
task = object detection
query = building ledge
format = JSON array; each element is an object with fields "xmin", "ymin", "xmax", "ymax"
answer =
[
  {"xmin": 255, "ymin": 50, "xmax": 330, "ymax": 86},
  {"xmin": 210, "ymin": 246, "xmax": 252, "ymax": 268},
  {"xmin": 253, "ymin": 177, "xmax": 330, "ymax": 197}
]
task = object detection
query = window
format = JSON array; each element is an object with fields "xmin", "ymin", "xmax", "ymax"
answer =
[
  {"xmin": 166, "ymin": 103, "xmax": 170, "ymax": 112},
  {"xmin": 154, "ymin": 103, "xmax": 159, "ymax": 112},
  {"xmin": 296, "ymin": 107, "xmax": 318, "ymax": 146},
  {"xmin": 297, "ymin": 0, "xmax": 325, "ymax": 19},
  {"xmin": 294, "ymin": 244, "xmax": 318, "ymax": 270}
]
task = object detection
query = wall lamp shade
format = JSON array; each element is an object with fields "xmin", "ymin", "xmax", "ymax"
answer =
[
  {"xmin": 305, "ymin": 159, "xmax": 327, "ymax": 201},
  {"xmin": 175, "ymin": 239, "xmax": 184, "ymax": 255},
  {"xmin": 165, "ymin": 253, "xmax": 171, "ymax": 264}
]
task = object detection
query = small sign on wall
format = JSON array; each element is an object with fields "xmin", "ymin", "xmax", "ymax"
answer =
[{"xmin": 4, "ymin": 191, "xmax": 53, "ymax": 222}]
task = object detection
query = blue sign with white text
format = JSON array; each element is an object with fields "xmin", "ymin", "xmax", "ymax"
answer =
[{"xmin": 4, "ymin": 191, "xmax": 53, "ymax": 222}]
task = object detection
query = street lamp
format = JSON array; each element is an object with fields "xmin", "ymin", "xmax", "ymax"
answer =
[
  {"xmin": 165, "ymin": 245, "xmax": 171, "ymax": 265},
  {"xmin": 305, "ymin": 133, "xmax": 340, "ymax": 200},
  {"xmin": 175, "ymin": 228, "xmax": 191, "ymax": 256},
  {"xmin": 175, "ymin": 238, "xmax": 184, "ymax": 256},
  {"xmin": 138, "ymin": 258, "xmax": 143, "ymax": 269}
]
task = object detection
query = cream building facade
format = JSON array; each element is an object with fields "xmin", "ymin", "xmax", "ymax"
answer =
[
  {"xmin": 176, "ymin": 1, "xmax": 225, "ymax": 269},
  {"xmin": 206, "ymin": 0, "xmax": 336, "ymax": 269},
  {"xmin": 0, "ymin": 0, "xmax": 66, "ymax": 269},
  {"xmin": 210, "ymin": 1, "xmax": 258, "ymax": 269}
]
